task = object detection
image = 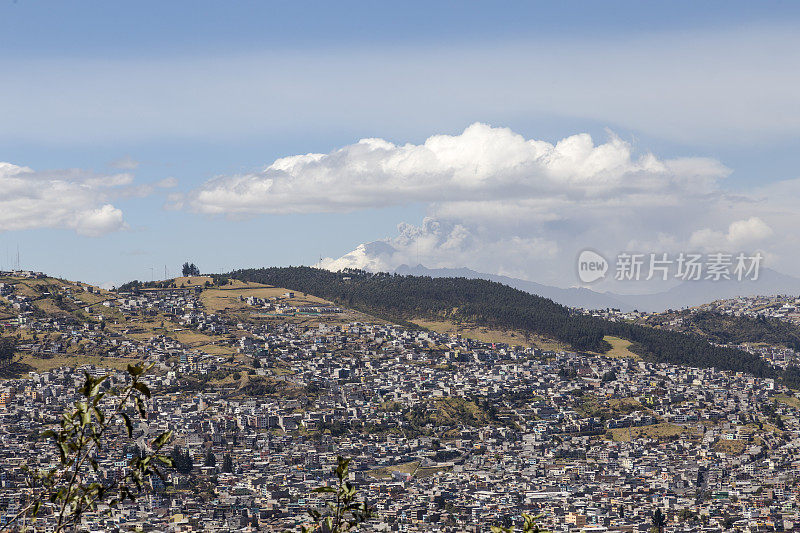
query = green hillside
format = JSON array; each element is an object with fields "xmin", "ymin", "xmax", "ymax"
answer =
[
  {"xmin": 224, "ymin": 267, "xmax": 610, "ymax": 352},
  {"xmin": 650, "ymin": 310, "xmax": 800, "ymax": 350}
]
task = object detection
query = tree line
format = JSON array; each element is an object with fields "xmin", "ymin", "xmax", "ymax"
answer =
[
  {"xmin": 680, "ymin": 310, "xmax": 800, "ymax": 351},
  {"xmin": 0, "ymin": 337, "xmax": 15, "ymax": 367},
  {"xmin": 224, "ymin": 267, "xmax": 609, "ymax": 352}
]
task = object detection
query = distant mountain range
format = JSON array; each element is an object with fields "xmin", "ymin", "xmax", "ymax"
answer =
[{"xmin": 393, "ymin": 264, "xmax": 800, "ymax": 312}]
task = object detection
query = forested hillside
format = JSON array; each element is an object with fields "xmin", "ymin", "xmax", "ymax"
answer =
[
  {"xmin": 224, "ymin": 267, "xmax": 609, "ymax": 352},
  {"xmin": 664, "ymin": 310, "xmax": 800, "ymax": 350},
  {"xmin": 224, "ymin": 267, "xmax": 787, "ymax": 384}
]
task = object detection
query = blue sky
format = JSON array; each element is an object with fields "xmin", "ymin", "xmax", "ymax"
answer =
[
  {"xmin": 1, "ymin": 1, "xmax": 799, "ymax": 288},
  {"xmin": 6, "ymin": 1, "xmax": 793, "ymax": 55}
]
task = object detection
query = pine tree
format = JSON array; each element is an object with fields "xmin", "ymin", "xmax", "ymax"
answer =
[
  {"xmin": 204, "ymin": 450, "xmax": 217, "ymax": 467},
  {"xmin": 170, "ymin": 446, "xmax": 184, "ymax": 472},
  {"xmin": 183, "ymin": 450, "xmax": 194, "ymax": 473},
  {"xmin": 170, "ymin": 446, "xmax": 193, "ymax": 474},
  {"xmin": 651, "ymin": 508, "xmax": 666, "ymax": 533},
  {"xmin": 222, "ymin": 453, "xmax": 234, "ymax": 473}
]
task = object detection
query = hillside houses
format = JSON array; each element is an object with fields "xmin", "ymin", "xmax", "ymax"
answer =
[
  {"xmin": 2, "ymin": 278, "xmax": 800, "ymax": 530},
  {"xmin": 2, "ymin": 322, "xmax": 800, "ymax": 531}
]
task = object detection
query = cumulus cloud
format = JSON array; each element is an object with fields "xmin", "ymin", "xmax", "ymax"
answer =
[
  {"xmin": 690, "ymin": 217, "xmax": 774, "ymax": 251},
  {"xmin": 0, "ymin": 162, "xmax": 130, "ymax": 236},
  {"xmin": 187, "ymin": 123, "xmax": 729, "ymax": 216},
  {"xmin": 69, "ymin": 205, "xmax": 126, "ymax": 237}
]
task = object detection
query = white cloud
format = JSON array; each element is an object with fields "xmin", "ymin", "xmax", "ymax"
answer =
[
  {"xmin": 727, "ymin": 217, "xmax": 774, "ymax": 245},
  {"xmin": 690, "ymin": 217, "xmax": 774, "ymax": 251},
  {"xmin": 69, "ymin": 205, "xmax": 126, "ymax": 237},
  {"xmin": 0, "ymin": 162, "xmax": 130, "ymax": 236},
  {"xmin": 187, "ymin": 123, "xmax": 729, "ymax": 216},
  {"xmin": 282, "ymin": 124, "xmax": 800, "ymax": 287}
]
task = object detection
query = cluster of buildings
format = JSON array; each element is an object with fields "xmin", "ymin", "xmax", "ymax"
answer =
[
  {"xmin": 581, "ymin": 295, "xmax": 800, "ymax": 370},
  {"xmin": 2, "ymin": 277, "xmax": 800, "ymax": 531},
  {"xmin": 239, "ymin": 293, "xmax": 342, "ymax": 317},
  {"xmin": 582, "ymin": 295, "xmax": 800, "ymax": 329},
  {"xmin": 0, "ymin": 270, "xmax": 45, "ymax": 280},
  {"xmin": 696, "ymin": 296, "xmax": 800, "ymax": 325},
  {"xmin": 1, "ymin": 331, "xmax": 800, "ymax": 530}
]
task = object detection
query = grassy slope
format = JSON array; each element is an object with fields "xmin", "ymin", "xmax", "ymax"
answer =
[
  {"xmin": 597, "ymin": 335, "xmax": 640, "ymax": 359},
  {"xmin": 608, "ymin": 422, "xmax": 688, "ymax": 442}
]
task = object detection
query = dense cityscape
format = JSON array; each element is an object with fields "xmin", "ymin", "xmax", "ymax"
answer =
[{"xmin": 1, "ymin": 273, "xmax": 800, "ymax": 531}]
